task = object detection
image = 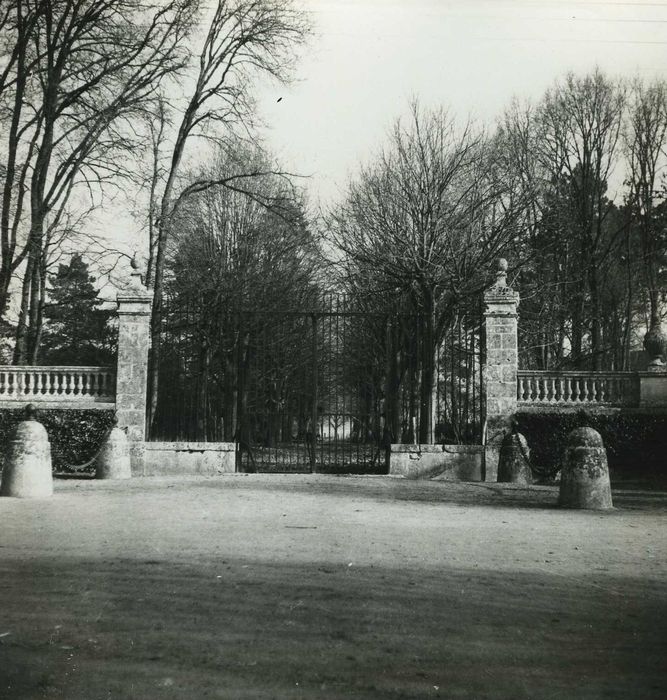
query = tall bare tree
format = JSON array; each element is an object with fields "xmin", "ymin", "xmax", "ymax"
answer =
[
  {"xmin": 536, "ymin": 69, "xmax": 626, "ymax": 368},
  {"xmin": 326, "ymin": 102, "xmax": 528, "ymax": 442},
  {"xmin": 145, "ymin": 0, "xmax": 310, "ymax": 426},
  {"xmin": 624, "ymin": 78, "xmax": 667, "ymax": 341},
  {"xmin": 0, "ymin": 0, "xmax": 197, "ymax": 363}
]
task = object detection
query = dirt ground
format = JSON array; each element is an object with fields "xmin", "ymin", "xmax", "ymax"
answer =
[{"xmin": 0, "ymin": 474, "xmax": 665, "ymax": 700}]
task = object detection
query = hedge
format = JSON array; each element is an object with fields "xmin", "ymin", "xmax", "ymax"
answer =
[
  {"xmin": 0, "ymin": 407, "xmax": 116, "ymax": 475},
  {"xmin": 514, "ymin": 410, "xmax": 667, "ymax": 479}
]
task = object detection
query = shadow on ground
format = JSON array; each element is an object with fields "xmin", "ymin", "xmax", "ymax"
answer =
[{"xmin": 0, "ymin": 556, "xmax": 665, "ymax": 700}]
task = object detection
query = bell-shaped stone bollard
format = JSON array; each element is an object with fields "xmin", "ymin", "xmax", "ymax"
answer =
[
  {"xmin": 497, "ymin": 430, "xmax": 532, "ymax": 485},
  {"xmin": 95, "ymin": 418, "xmax": 131, "ymax": 479},
  {"xmin": 0, "ymin": 404, "xmax": 53, "ymax": 498},
  {"xmin": 558, "ymin": 427, "xmax": 613, "ymax": 510}
]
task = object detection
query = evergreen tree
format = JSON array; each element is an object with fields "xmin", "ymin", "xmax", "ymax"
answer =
[{"xmin": 39, "ymin": 255, "xmax": 115, "ymax": 365}]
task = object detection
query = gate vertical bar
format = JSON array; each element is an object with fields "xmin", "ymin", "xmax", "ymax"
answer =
[{"xmin": 310, "ymin": 313, "xmax": 318, "ymax": 473}]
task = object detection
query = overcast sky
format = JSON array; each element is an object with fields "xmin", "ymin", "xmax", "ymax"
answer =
[{"xmin": 254, "ymin": 0, "xmax": 667, "ymax": 205}]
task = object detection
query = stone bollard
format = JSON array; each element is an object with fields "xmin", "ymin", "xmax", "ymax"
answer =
[
  {"xmin": 497, "ymin": 430, "xmax": 532, "ymax": 485},
  {"xmin": 0, "ymin": 404, "xmax": 53, "ymax": 499},
  {"xmin": 558, "ymin": 427, "xmax": 613, "ymax": 510},
  {"xmin": 95, "ymin": 418, "xmax": 131, "ymax": 480}
]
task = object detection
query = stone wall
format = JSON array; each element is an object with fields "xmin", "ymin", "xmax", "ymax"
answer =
[
  {"xmin": 389, "ymin": 444, "xmax": 483, "ymax": 481},
  {"xmin": 143, "ymin": 442, "xmax": 236, "ymax": 476}
]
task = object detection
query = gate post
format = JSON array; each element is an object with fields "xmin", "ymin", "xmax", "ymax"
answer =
[
  {"xmin": 115, "ymin": 258, "xmax": 152, "ymax": 475},
  {"xmin": 483, "ymin": 259, "xmax": 519, "ymax": 481}
]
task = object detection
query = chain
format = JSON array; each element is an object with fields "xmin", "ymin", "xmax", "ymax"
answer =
[{"xmin": 65, "ymin": 426, "xmax": 116, "ymax": 471}]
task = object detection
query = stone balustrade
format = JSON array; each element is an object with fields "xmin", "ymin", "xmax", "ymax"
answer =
[
  {"xmin": 517, "ymin": 370, "xmax": 640, "ymax": 408},
  {"xmin": 0, "ymin": 366, "xmax": 115, "ymax": 407}
]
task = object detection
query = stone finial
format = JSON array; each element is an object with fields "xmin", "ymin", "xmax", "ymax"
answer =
[
  {"xmin": 495, "ymin": 258, "xmax": 508, "ymax": 289},
  {"xmin": 123, "ymin": 251, "xmax": 149, "ymax": 294},
  {"xmin": 24, "ymin": 403, "xmax": 36, "ymax": 420},
  {"xmin": 643, "ymin": 320, "xmax": 666, "ymax": 371}
]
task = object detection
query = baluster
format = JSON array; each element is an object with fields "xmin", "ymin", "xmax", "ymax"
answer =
[
  {"xmin": 549, "ymin": 376, "xmax": 556, "ymax": 403},
  {"xmin": 555, "ymin": 377, "xmax": 563, "ymax": 403},
  {"xmin": 598, "ymin": 377, "xmax": 606, "ymax": 403},
  {"xmin": 570, "ymin": 377, "xmax": 578, "ymax": 402},
  {"xmin": 88, "ymin": 372, "xmax": 96, "ymax": 397},
  {"xmin": 0, "ymin": 370, "xmax": 5, "ymax": 396},
  {"xmin": 581, "ymin": 377, "xmax": 589, "ymax": 402},
  {"xmin": 65, "ymin": 373, "xmax": 71, "ymax": 395},
  {"xmin": 36, "ymin": 372, "xmax": 43, "ymax": 396}
]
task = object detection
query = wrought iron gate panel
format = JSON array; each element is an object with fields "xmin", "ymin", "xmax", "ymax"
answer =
[{"xmin": 149, "ymin": 293, "xmax": 483, "ymax": 471}]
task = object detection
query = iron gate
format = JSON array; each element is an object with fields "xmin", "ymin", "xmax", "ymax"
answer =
[{"xmin": 148, "ymin": 293, "xmax": 483, "ymax": 473}]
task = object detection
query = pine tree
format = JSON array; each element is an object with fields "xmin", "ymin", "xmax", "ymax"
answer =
[{"xmin": 39, "ymin": 255, "xmax": 114, "ymax": 365}]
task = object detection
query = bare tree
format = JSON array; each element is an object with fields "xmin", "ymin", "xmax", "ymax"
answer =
[
  {"xmin": 624, "ymin": 78, "xmax": 667, "ymax": 343},
  {"xmin": 154, "ymin": 145, "xmax": 317, "ymax": 440},
  {"xmin": 146, "ymin": 0, "xmax": 310, "ymax": 426},
  {"xmin": 0, "ymin": 0, "xmax": 197, "ymax": 363},
  {"xmin": 326, "ymin": 102, "xmax": 528, "ymax": 442},
  {"xmin": 536, "ymin": 69, "xmax": 626, "ymax": 368}
]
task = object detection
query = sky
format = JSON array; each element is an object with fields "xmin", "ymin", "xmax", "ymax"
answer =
[
  {"xmin": 253, "ymin": 0, "xmax": 667, "ymax": 205},
  {"xmin": 91, "ymin": 0, "xmax": 667, "ymax": 291}
]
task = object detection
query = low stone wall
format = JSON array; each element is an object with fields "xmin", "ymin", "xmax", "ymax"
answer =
[
  {"xmin": 389, "ymin": 444, "xmax": 483, "ymax": 481},
  {"xmin": 142, "ymin": 442, "xmax": 236, "ymax": 477}
]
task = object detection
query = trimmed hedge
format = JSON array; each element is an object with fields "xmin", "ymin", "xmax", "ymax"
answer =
[
  {"xmin": 514, "ymin": 411, "xmax": 667, "ymax": 479},
  {"xmin": 0, "ymin": 408, "xmax": 116, "ymax": 474}
]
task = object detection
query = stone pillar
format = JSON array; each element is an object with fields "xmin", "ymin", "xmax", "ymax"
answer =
[
  {"xmin": 115, "ymin": 259, "xmax": 152, "ymax": 475},
  {"xmin": 483, "ymin": 259, "xmax": 519, "ymax": 481}
]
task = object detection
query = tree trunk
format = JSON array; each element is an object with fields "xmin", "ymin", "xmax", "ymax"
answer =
[
  {"xmin": 418, "ymin": 290, "xmax": 435, "ymax": 444},
  {"xmin": 13, "ymin": 245, "xmax": 36, "ymax": 364}
]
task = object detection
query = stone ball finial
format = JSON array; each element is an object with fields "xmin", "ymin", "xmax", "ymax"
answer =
[
  {"xmin": 130, "ymin": 252, "xmax": 140, "ymax": 271},
  {"xmin": 24, "ymin": 403, "xmax": 37, "ymax": 420},
  {"xmin": 498, "ymin": 258, "xmax": 508, "ymax": 273}
]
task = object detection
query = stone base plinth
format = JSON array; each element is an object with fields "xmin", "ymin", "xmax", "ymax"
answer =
[
  {"xmin": 389, "ymin": 444, "xmax": 483, "ymax": 481},
  {"xmin": 143, "ymin": 442, "xmax": 236, "ymax": 476},
  {"xmin": 639, "ymin": 372, "xmax": 667, "ymax": 408}
]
